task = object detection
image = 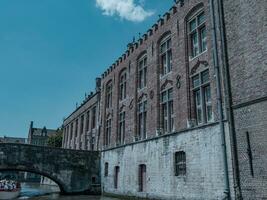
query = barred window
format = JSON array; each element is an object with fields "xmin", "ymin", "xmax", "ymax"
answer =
[
  {"xmin": 192, "ymin": 69, "xmax": 212, "ymax": 124},
  {"xmin": 189, "ymin": 11, "xmax": 207, "ymax": 58},
  {"xmin": 160, "ymin": 35, "xmax": 172, "ymax": 75},
  {"xmin": 175, "ymin": 151, "xmax": 186, "ymax": 176},
  {"xmin": 104, "ymin": 162, "xmax": 109, "ymax": 177},
  {"xmin": 161, "ymin": 88, "xmax": 174, "ymax": 133},
  {"xmin": 138, "ymin": 55, "xmax": 147, "ymax": 89}
]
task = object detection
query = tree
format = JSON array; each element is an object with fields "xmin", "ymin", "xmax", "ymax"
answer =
[{"xmin": 47, "ymin": 129, "xmax": 63, "ymax": 148}]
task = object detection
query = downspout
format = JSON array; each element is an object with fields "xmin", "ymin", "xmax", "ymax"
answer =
[
  {"xmin": 216, "ymin": 0, "xmax": 243, "ymax": 198},
  {"xmin": 210, "ymin": 0, "xmax": 231, "ymax": 199}
]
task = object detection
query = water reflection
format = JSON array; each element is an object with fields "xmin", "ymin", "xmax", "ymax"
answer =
[{"xmin": 16, "ymin": 183, "xmax": 121, "ymax": 200}]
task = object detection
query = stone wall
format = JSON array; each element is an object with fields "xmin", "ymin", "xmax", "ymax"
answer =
[{"xmin": 102, "ymin": 123, "xmax": 234, "ymax": 200}]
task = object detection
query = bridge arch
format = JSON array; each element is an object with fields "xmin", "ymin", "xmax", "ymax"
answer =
[
  {"xmin": 0, "ymin": 143, "xmax": 101, "ymax": 194},
  {"xmin": 0, "ymin": 168, "xmax": 65, "ymax": 193}
]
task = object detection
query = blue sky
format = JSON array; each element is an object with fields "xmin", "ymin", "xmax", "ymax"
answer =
[{"xmin": 0, "ymin": 0, "xmax": 173, "ymax": 138}]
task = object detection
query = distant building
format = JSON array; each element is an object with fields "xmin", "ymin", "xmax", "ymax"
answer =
[
  {"xmin": 0, "ymin": 136, "xmax": 27, "ymax": 144},
  {"xmin": 28, "ymin": 121, "xmax": 58, "ymax": 146},
  {"xmin": 63, "ymin": 79, "xmax": 101, "ymax": 151},
  {"xmin": 26, "ymin": 121, "xmax": 58, "ymax": 183}
]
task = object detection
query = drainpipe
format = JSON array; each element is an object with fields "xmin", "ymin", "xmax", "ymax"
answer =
[
  {"xmin": 216, "ymin": 0, "xmax": 243, "ymax": 199},
  {"xmin": 209, "ymin": 0, "xmax": 231, "ymax": 199}
]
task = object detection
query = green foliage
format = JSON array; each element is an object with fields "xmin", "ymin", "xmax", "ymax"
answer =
[{"xmin": 47, "ymin": 129, "xmax": 63, "ymax": 148}]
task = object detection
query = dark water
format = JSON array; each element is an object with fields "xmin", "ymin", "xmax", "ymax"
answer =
[{"xmin": 16, "ymin": 183, "xmax": 121, "ymax": 200}]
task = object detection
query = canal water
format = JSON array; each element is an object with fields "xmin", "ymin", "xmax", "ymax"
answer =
[{"xmin": 16, "ymin": 183, "xmax": 122, "ymax": 200}]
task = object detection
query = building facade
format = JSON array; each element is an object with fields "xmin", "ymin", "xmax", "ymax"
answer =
[
  {"xmin": 28, "ymin": 121, "xmax": 58, "ymax": 146},
  {"xmin": 99, "ymin": 1, "xmax": 234, "ymax": 199},
  {"xmin": 62, "ymin": 79, "xmax": 101, "ymax": 151},
  {"xmin": 62, "ymin": 0, "xmax": 267, "ymax": 199},
  {"xmin": 27, "ymin": 121, "xmax": 59, "ymax": 182}
]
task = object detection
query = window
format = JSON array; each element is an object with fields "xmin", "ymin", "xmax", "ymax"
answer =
[
  {"xmin": 114, "ymin": 166, "xmax": 120, "ymax": 189},
  {"xmin": 91, "ymin": 106, "xmax": 96, "ymax": 129},
  {"xmin": 189, "ymin": 11, "xmax": 207, "ymax": 58},
  {"xmin": 70, "ymin": 123, "xmax": 73, "ymax": 141},
  {"xmin": 86, "ymin": 111, "xmax": 90, "ymax": 132},
  {"xmin": 104, "ymin": 162, "xmax": 109, "ymax": 177},
  {"xmin": 106, "ymin": 81, "xmax": 113, "ymax": 108},
  {"xmin": 138, "ymin": 164, "xmax": 146, "ymax": 192},
  {"xmin": 66, "ymin": 126, "xmax": 69, "ymax": 147},
  {"xmin": 192, "ymin": 69, "xmax": 212, "ymax": 124},
  {"xmin": 75, "ymin": 119, "xmax": 78, "ymax": 138},
  {"xmin": 160, "ymin": 36, "xmax": 172, "ymax": 75},
  {"xmin": 138, "ymin": 56, "xmax": 147, "ymax": 89},
  {"xmin": 118, "ymin": 111, "xmax": 125, "ymax": 145},
  {"xmin": 175, "ymin": 151, "xmax": 186, "ymax": 176},
  {"xmin": 80, "ymin": 115, "xmax": 84, "ymax": 135},
  {"xmin": 161, "ymin": 88, "xmax": 174, "ymax": 133},
  {"xmin": 91, "ymin": 176, "xmax": 96, "ymax": 184},
  {"xmin": 137, "ymin": 99, "xmax": 147, "ymax": 140},
  {"xmin": 105, "ymin": 118, "xmax": 111, "ymax": 146},
  {"xmin": 119, "ymin": 70, "xmax": 127, "ymax": 100},
  {"xmin": 91, "ymin": 136, "xmax": 95, "ymax": 150}
]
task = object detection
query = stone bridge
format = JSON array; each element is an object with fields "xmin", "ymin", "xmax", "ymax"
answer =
[{"xmin": 0, "ymin": 143, "xmax": 101, "ymax": 194}]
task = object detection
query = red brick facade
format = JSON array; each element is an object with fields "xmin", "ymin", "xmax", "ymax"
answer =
[{"xmin": 99, "ymin": 0, "xmax": 223, "ymax": 150}]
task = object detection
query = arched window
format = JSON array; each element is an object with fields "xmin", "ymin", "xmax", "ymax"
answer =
[
  {"xmin": 159, "ymin": 34, "xmax": 172, "ymax": 75},
  {"xmin": 137, "ymin": 96, "xmax": 147, "ymax": 140},
  {"xmin": 119, "ymin": 70, "xmax": 127, "ymax": 101},
  {"xmin": 160, "ymin": 88, "xmax": 174, "ymax": 133},
  {"xmin": 192, "ymin": 69, "xmax": 212, "ymax": 124},
  {"xmin": 188, "ymin": 10, "xmax": 207, "ymax": 58},
  {"xmin": 138, "ymin": 54, "xmax": 147, "ymax": 89},
  {"xmin": 106, "ymin": 81, "xmax": 113, "ymax": 108}
]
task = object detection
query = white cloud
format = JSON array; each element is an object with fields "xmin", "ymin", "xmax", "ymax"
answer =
[{"xmin": 96, "ymin": 0, "xmax": 154, "ymax": 22}]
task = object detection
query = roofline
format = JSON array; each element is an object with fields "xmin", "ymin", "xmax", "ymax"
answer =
[{"xmin": 63, "ymin": 91, "xmax": 99, "ymax": 123}]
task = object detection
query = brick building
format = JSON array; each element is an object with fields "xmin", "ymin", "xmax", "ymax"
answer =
[
  {"xmin": 223, "ymin": 0, "xmax": 267, "ymax": 199},
  {"xmin": 62, "ymin": 78, "xmax": 101, "ymax": 151},
  {"xmin": 62, "ymin": 0, "xmax": 266, "ymax": 199}
]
